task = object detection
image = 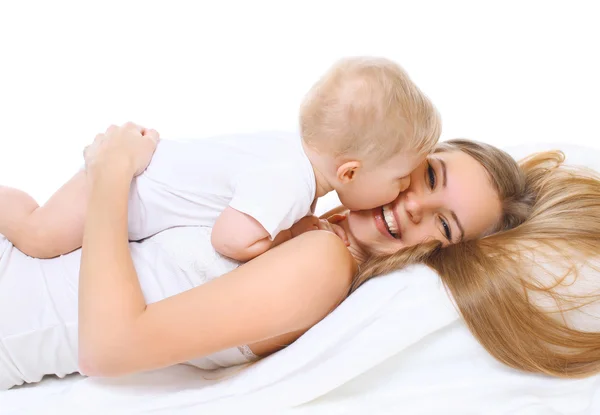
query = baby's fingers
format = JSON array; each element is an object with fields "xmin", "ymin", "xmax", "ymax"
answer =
[
  {"xmin": 328, "ymin": 214, "xmax": 347, "ymax": 224},
  {"xmin": 332, "ymin": 224, "xmax": 350, "ymax": 246}
]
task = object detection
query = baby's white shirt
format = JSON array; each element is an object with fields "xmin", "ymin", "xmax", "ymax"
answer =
[{"xmin": 127, "ymin": 131, "xmax": 317, "ymax": 240}]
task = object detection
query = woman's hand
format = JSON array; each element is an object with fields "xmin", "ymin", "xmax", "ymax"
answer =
[
  {"xmin": 84, "ymin": 122, "xmax": 160, "ymax": 177},
  {"xmin": 79, "ymin": 121, "xmax": 159, "ymax": 374}
]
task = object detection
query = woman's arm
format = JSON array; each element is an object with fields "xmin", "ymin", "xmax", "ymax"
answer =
[{"xmin": 78, "ymin": 124, "xmax": 355, "ymax": 377}]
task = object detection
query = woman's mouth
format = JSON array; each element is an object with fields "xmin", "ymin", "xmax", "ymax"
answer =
[{"xmin": 373, "ymin": 204, "xmax": 401, "ymax": 239}]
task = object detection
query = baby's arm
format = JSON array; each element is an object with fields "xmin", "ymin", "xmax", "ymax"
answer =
[
  {"xmin": 212, "ymin": 210, "xmax": 348, "ymax": 262},
  {"xmin": 0, "ymin": 170, "xmax": 88, "ymax": 258},
  {"xmin": 212, "ymin": 207, "xmax": 297, "ymax": 262},
  {"xmin": 217, "ymin": 164, "xmax": 319, "ymax": 262}
]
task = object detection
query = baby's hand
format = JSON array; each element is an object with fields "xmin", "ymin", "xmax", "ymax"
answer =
[
  {"xmin": 289, "ymin": 215, "xmax": 320, "ymax": 237},
  {"xmin": 316, "ymin": 217, "xmax": 349, "ymax": 246},
  {"xmin": 290, "ymin": 215, "xmax": 349, "ymax": 246}
]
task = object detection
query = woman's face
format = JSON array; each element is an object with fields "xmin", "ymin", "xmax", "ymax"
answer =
[{"xmin": 346, "ymin": 150, "xmax": 503, "ymax": 255}]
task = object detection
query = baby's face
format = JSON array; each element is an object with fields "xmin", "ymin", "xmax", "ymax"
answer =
[{"xmin": 336, "ymin": 150, "xmax": 424, "ymax": 211}]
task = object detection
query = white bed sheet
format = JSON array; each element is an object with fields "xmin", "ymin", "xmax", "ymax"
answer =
[
  {"xmin": 2, "ymin": 142, "xmax": 600, "ymax": 415},
  {"xmin": 3, "ymin": 269, "xmax": 598, "ymax": 415},
  {"xmin": 293, "ymin": 324, "xmax": 600, "ymax": 415}
]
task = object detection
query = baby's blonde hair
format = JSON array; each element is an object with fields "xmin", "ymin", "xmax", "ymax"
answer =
[{"xmin": 300, "ymin": 56, "xmax": 441, "ymax": 165}]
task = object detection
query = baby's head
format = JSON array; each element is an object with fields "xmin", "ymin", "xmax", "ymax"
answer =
[{"xmin": 300, "ymin": 56, "xmax": 441, "ymax": 210}]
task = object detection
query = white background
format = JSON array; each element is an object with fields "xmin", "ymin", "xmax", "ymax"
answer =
[{"xmin": 1, "ymin": 0, "xmax": 598, "ymax": 203}]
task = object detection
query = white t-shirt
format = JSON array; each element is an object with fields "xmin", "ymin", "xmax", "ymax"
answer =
[{"xmin": 127, "ymin": 131, "xmax": 316, "ymax": 240}]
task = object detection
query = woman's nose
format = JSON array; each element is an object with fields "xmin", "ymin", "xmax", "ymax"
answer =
[{"xmin": 404, "ymin": 192, "xmax": 423, "ymax": 224}]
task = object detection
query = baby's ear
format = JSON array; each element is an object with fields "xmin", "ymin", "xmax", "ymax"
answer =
[{"xmin": 336, "ymin": 161, "xmax": 361, "ymax": 184}]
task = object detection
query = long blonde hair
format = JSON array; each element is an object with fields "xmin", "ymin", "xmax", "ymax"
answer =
[{"xmin": 351, "ymin": 139, "xmax": 600, "ymax": 378}]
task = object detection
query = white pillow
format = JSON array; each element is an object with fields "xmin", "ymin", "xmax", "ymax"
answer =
[{"xmin": 504, "ymin": 141, "xmax": 600, "ymax": 171}]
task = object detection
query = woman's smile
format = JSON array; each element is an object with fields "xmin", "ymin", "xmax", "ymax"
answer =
[{"xmin": 373, "ymin": 204, "xmax": 401, "ymax": 240}]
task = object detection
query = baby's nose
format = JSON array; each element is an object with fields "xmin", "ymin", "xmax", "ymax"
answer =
[{"xmin": 398, "ymin": 176, "xmax": 411, "ymax": 193}]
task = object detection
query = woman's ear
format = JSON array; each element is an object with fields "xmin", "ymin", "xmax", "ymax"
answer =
[{"xmin": 336, "ymin": 161, "xmax": 361, "ymax": 184}]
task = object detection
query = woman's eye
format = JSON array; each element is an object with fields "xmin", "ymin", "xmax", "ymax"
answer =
[
  {"xmin": 441, "ymin": 217, "xmax": 451, "ymax": 241},
  {"xmin": 427, "ymin": 163, "xmax": 436, "ymax": 189}
]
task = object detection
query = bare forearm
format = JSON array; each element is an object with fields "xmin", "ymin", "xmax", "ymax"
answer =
[
  {"xmin": 0, "ymin": 171, "xmax": 89, "ymax": 258},
  {"xmin": 217, "ymin": 229, "xmax": 292, "ymax": 262},
  {"xmin": 0, "ymin": 186, "xmax": 39, "ymax": 238},
  {"xmin": 78, "ymin": 165, "xmax": 146, "ymax": 356}
]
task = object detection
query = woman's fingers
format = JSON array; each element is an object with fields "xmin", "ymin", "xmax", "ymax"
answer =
[
  {"xmin": 105, "ymin": 124, "xmax": 119, "ymax": 135},
  {"xmin": 142, "ymin": 128, "xmax": 160, "ymax": 143},
  {"xmin": 121, "ymin": 121, "xmax": 143, "ymax": 132},
  {"xmin": 85, "ymin": 122, "xmax": 160, "ymax": 177}
]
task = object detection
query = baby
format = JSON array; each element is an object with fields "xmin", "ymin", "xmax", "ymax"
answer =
[{"xmin": 0, "ymin": 56, "xmax": 441, "ymax": 261}]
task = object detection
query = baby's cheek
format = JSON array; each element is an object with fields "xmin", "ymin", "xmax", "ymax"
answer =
[{"xmin": 382, "ymin": 186, "xmax": 400, "ymax": 205}]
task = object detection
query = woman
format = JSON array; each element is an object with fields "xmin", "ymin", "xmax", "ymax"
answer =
[{"xmin": 1, "ymin": 124, "xmax": 599, "ymax": 389}]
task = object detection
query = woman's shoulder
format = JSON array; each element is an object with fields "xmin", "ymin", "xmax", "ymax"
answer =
[
  {"xmin": 255, "ymin": 230, "xmax": 356, "ymax": 329},
  {"xmin": 281, "ymin": 230, "xmax": 357, "ymax": 288},
  {"xmin": 295, "ymin": 229, "xmax": 354, "ymax": 257},
  {"xmin": 288, "ymin": 228, "xmax": 353, "ymax": 254}
]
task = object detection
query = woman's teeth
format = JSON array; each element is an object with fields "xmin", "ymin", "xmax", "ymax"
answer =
[{"xmin": 382, "ymin": 205, "xmax": 399, "ymax": 238}]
